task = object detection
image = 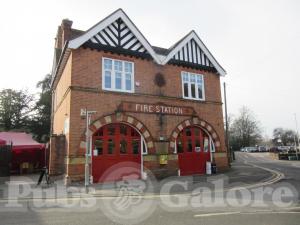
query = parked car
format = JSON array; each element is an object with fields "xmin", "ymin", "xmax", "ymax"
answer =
[
  {"xmin": 244, "ymin": 147, "xmax": 257, "ymax": 152},
  {"xmin": 258, "ymin": 146, "xmax": 267, "ymax": 152},
  {"xmin": 269, "ymin": 146, "xmax": 295, "ymax": 153},
  {"xmin": 278, "ymin": 146, "xmax": 291, "ymax": 152},
  {"xmin": 269, "ymin": 146, "xmax": 279, "ymax": 152}
]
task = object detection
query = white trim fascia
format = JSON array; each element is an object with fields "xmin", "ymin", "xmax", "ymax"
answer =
[
  {"xmin": 68, "ymin": 9, "xmax": 162, "ymax": 64},
  {"xmin": 162, "ymin": 31, "xmax": 226, "ymax": 76},
  {"xmin": 156, "ymin": 54, "xmax": 166, "ymax": 62}
]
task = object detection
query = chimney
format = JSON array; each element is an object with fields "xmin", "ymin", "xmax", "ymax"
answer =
[{"xmin": 55, "ymin": 19, "xmax": 73, "ymax": 49}]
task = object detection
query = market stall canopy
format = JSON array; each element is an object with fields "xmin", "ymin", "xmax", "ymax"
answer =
[
  {"xmin": 0, "ymin": 132, "xmax": 44, "ymax": 149},
  {"xmin": 0, "ymin": 138, "xmax": 6, "ymax": 145}
]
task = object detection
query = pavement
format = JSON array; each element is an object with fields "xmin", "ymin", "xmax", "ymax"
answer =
[
  {"xmin": 0, "ymin": 154, "xmax": 276, "ymax": 199},
  {"xmin": 0, "ymin": 152, "xmax": 300, "ymax": 225}
]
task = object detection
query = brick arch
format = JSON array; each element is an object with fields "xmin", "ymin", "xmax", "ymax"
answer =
[
  {"xmin": 169, "ymin": 117, "xmax": 221, "ymax": 152},
  {"xmin": 78, "ymin": 113, "xmax": 155, "ymax": 155}
]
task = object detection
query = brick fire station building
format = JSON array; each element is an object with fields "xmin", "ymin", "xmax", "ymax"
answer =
[{"xmin": 49, "ymin": 9, "xmax": 228, "ymax": 183}]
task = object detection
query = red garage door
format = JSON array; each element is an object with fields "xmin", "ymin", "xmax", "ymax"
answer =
[
  {"xmin": 92, "ymin": 123, "xmax": 141, "ymax": 183},
  {"xmin": 177, "ymin": 126, "xmax": 211, "ymax": 176}
]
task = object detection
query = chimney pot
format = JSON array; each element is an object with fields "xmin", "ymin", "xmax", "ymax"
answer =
[{"xmin": 62, "ymin": 19, "xmax": 73, "ymax": 28}]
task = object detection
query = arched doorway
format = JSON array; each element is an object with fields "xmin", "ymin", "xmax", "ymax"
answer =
[
  {"xmin": 176, "ymin": 126, "xmax": 212, "ymax": 175},
  {"xmin": 92, "ymin": 123, "xmax": 144, "ymax": 182}
]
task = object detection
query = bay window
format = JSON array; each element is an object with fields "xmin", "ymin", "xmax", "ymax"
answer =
[
  {"xmin": 102, "ymin": 57, "xmax": 134, "ymax": 93},
  {"xmin": 181, "ymin": 71, "xmax": 205, "ymax": 100}
]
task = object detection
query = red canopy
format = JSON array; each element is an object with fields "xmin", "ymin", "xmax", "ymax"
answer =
[
  {"xmin": 0, "ymin": 132, "xmax": 46, "ymax": 173},
  {"xmin": 0, "ymin": 138, "xmax": 6, "ymax": 145},
  {"xmin": 0, "ymin": 132, "xmax": 44, "ymax": 149}
]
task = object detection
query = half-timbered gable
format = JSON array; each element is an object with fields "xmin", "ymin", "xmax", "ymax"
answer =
[
  {"xmin": 171, "ymin": 39, "xmax": 214, "ymax": 68},
  {"xmin": 66, "ymin": 9, "xmax": 225, "ymax": 76},
  {"xmin": 68, "ymin": 9, "xmax": 161, "ymax": 63},
  {"xmin": 162, "ymin": 31, "xmax": 226, "ymax": 76},
  {"xmin": 87, "ymin": 18, "xmax": 147, "ymax": 53}
]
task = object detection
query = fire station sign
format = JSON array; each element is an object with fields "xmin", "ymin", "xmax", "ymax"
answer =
[{"xmin": 119, "ymin": 102, "xmax": 195, "ymax": 116}]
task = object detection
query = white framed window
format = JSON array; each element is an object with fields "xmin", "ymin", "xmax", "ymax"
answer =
[
  {"xmin": 181, "ymin": 71, "xmax": 205, "ymax": 100},
  {"xmin": 102, "ymin": 57, "xmax": 134, "ymax": 93}
]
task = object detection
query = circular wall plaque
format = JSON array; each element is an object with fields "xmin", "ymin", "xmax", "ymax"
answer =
[{"xmin": 154, "ymin": 73, "xmax": 166, "ymax": 87}]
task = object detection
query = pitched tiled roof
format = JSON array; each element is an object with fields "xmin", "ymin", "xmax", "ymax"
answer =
[
  {"xmin": 152, "ymin": 46, "xmax": 169, "ymax": 56},
  {"xmin": 70, "ymin": 28, "xmax": 85, "ymax": 40}
]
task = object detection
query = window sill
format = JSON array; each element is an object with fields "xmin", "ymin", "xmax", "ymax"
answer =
[
  {"xmin": 102, "ymin": 88, "xmax": 134, "ymax": 94},
  {"xmin": 182, "ymin": 96, "xmax": 206, "ymax": 101}
]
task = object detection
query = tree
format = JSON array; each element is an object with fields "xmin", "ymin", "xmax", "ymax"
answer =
[
  {"xmin": 229, "ymin": 106, "xmax": 262, "ymax": 150},
  {"xmin": 272, "ymin": 128, "xmax": 298, "ymax": 146},
  {"xmin": 0, "ymin": 89, "xmax": 34, "ymax": 131},
  {"xmin": 29, "ymin": 74, "xmax": 52, "ymax": 142}
]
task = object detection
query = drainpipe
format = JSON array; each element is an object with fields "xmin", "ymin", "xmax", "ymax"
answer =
[
  {"xmin": 223, "ymin": 82, "xmax": 231, "ymax": 164},
  {"xmin": 84, "ymin": 109, "xmax": 97, "ymax": 190},
  {"xmin": 294, "ymin": 114, "xmax": 300, "ymax": 160},
  {"xmin": 50, "ymin": 90, "xmax": 55, "ymax": 136}
]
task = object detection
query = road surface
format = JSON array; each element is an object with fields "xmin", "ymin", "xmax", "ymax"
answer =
[{"xmin": 0, "ymin": 152, "xmax": 299, "ymax": 225}]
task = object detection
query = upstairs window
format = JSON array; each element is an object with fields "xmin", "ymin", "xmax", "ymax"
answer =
[
  {"xmin": 181, "ymin": 72, "xmax": 205, "ymax": 100},
  {"xmin": 102, "ymin": 58, "xmax": 134, "ymax": 93}
]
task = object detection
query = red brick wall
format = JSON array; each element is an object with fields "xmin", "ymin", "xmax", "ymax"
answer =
[
  {"xmin": 70, "ymin": 48, "xmax": 222, "ymax": 103},
  {"xmin": 49, "ymin": 134, "xmax": 66, "ymax": 175},
  {"xmin": 68, "ymin": 91, "xmax": 225, "ymax": 153},
  {"xmin": 53, "ymin": 47, "xmax": 228, "ymax": 181}
]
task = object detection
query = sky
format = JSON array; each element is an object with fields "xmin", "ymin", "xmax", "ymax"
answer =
[{"xmin": 0, "ymin": 0, "xmax": 299, "ymax": 137}]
